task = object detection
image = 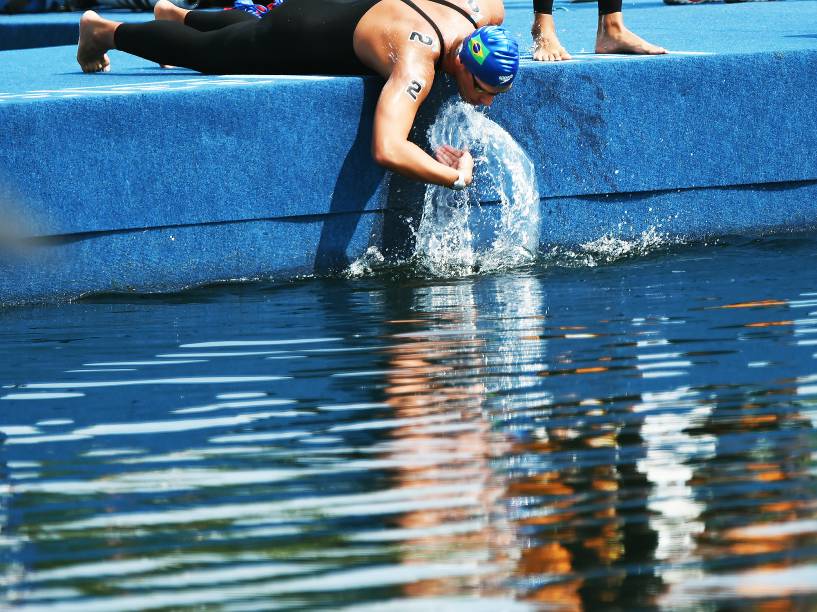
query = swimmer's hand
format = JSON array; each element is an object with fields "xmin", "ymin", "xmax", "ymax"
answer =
[{"xmin": 435, "ymin": 145, "xmax": 474, "ymax": 186}]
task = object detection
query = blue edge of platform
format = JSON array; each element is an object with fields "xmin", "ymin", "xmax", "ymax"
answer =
[{"xmin": 1, "ymin": 1, "xmax": 817, "ymax": 305}]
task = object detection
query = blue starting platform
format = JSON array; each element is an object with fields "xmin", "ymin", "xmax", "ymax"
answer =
[
  {"xmin": 1, "ymin": 0, "xmax": 816, "ymax": 304},
  {"xmin": 0, "ymin": 9, "xmax": 150, "ymax": 51}
]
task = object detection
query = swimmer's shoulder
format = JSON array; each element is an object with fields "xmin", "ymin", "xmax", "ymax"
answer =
[{"xmin": 476, "ymin": 0, "xmax": 504, "ymax": 24}]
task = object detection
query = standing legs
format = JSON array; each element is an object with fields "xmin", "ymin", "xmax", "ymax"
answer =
[{"xmin": 531, "ymin": 0, "xmax": 667, "ymax": 62}]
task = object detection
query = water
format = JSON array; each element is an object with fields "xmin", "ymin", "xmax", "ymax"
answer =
[
  {"xmin": 414, "ymin": 103, "xmax": 540, "ymax": 276},
  {"xmin": 2, "ymin": 231, "xmax": 817, "ymax": 610},
  {"xmin": 350, "ymin": 102, "xmax": 541, "ymax": 280}
]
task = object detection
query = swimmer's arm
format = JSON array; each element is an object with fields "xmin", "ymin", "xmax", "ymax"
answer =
[{"xmin": 372, "ymin": 65, "xmax": 473, "ymax": 188}]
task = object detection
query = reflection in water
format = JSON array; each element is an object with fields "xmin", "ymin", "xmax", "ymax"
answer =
[
  {"xmin": 660, "ymin": 301, "xmax": 817, "ymax": 608},
  {"xmin": 381, "ymin": 283, "xmax": 511, "ymax": 601},
  {"xmin": 1, "ymin": 237, "xmax": 817, "ymax": 609},
  {"xmin": 377, "ymin": 277, "xmax": 550, "ymax": 603}
]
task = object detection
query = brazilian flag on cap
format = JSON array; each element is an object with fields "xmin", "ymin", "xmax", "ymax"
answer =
[
  {"xmin": 459, "ymin": 26, "xmax": 520, "ymax": 89},
  {"xmin": 468, "ymin": 34, "xmax": 490, "ymax": 65}
]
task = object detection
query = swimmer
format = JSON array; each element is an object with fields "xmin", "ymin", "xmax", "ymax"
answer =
[
  {"xmin": 76, "ymin": 0, "xmax": 519, "ymax": 190},
  {"xmin": 531, "ymin": 0, "xmax": 666, "ymax": 62}
]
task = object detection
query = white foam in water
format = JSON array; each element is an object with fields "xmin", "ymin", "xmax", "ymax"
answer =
[
  {"xmin": 548, "ymin": 226, "xmax": 683, "ymax": 267},
  {"xmin": 346, "ymin": 246, "xmax": 386, "ymax": 278}
]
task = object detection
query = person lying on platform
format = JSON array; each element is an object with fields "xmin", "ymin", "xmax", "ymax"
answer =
[
  {"xmin": 75, "ymin": 0, "xmax": 519, "ymax": 191},
  {"xmin": 531, "ymin": 0, "xmax": 665, "ymax": 61}
]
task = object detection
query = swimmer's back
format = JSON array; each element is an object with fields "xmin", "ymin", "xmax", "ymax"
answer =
[{"xmin": 353, "ymin": 0, "xmax": 505, "ymax": 77}]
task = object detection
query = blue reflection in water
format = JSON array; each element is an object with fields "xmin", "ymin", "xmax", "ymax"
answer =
[{"xmin": 1, "ymin": 234, "xmax": 817, "ymax": 610}]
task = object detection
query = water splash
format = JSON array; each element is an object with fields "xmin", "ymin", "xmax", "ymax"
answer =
[
  {"xmin": 414, "ymin": 103, "xmax": 541, "ymax": 276},
  {"xmin": 345, "ymin": 104, "xmax": 681, "ymax": 280},
  {"xmin": 346, "ymin": 103, "xmax": 540, "ymax": 280},
  {"xmin": 345, "ymin": 246, "xmax": 386, "ymax": 278},
  {"xmin": 546, "ymin": 226, "xmax": 685, "ymax": 268}
]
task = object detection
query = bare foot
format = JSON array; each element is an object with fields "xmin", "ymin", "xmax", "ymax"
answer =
[
  {"xmin": 154, "ymin": 0, "xmax": 188, "ymax": 23},
  {"xmin": 532, "ymin": 13, "xmax": 572, "ymax": 62},
  {"xmin": 77, "ymin": 11, "xmax": 115, "ymax": 73},
  {"xmin": 153, "ymin": 0, "xmax": 186, "ymax": 67},
  {"xmin": 596, "ymin": 13, "xmax": 666, "ymax": 55}
]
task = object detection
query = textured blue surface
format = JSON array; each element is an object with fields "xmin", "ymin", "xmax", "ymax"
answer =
[
  {"xmin": 0, "ymin": 212, "xmax": 383, "ymax": 305},
  {"xmin": 1, "ymin": 1, "xmax": 817, "ymax": 303},
  {"xmin": 492, "ymin": 50, "xmax": 817, "ymax": 196},
  {"xmin": 0, "ymin": 67, "xmax": 387, "ymax": 235},
  {"xmin": 0, "ymin": 10, "xmax": 151, "ymax": 50}
]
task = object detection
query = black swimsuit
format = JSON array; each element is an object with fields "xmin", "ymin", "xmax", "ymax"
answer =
[
  {"xmin": 115, "ymin": 0, "xmax": 479, "ymax": 76},
  {"xmin": 533, "ymin": 0, "xmax": 621, "ymax": 16}
]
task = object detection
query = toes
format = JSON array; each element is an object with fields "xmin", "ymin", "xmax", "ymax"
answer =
[
  {"xmin": 533, "ymin": 49, "xmax": 559, "ymax": 62},
  {"xmin": 78, "ymin": 49, "xmax": 110, "ymax": 73},
  {"xmin": 80, "ymin": 59, "xmax": 109, "ymax": 73},
  {"xmin": 641, "ymin": 44, "xmax": 666, "ymax": 55}
]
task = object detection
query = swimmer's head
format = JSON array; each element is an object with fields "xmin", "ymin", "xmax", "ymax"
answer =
[{"xmin": 457, "ymin": 26, "xmax": 519, "ymax": 101}]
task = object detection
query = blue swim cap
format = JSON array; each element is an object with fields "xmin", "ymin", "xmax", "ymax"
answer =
[{"xmin": 458, "ymin": 26, "xmax": 519, "ymax": 90}]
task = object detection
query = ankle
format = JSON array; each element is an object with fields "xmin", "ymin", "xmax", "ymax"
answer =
[
  {"xmin": 94, "ymin": 20, "xmax": 117, "ymax": 49},
  {"xmin": 532, "ymin": 13, "xmax": 556, "ymax": 37},
  {"xmin": 599, "ymin": 12, "xmax": 624, "ymax": 34}
]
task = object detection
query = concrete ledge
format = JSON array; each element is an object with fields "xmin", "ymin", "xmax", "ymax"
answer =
[
  {"xmin": 0, "ymin": 11, "xmax": 151, "ymax": 51},
  {"xmin": 492, "ymin": 49, "xmax": 817, "ymax": 197},
  {"xmin": 541, "ymin": 179, "xmax": 817, "ymax": 245},
  {"xmin": 0, "ymin": 213, "xmax": 383, "ymax": 305},
  {"xmin": 1, "ymin": 1, "xmax": 817, "ymax": 304},
  {"xmin": 0, "ymin": 66, "xmax": 387, "ymax": 235}
]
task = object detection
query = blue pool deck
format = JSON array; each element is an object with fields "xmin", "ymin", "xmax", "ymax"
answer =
[{"xmin": 1, "ymin": 0, "xmax": 816, "ymax": 304}]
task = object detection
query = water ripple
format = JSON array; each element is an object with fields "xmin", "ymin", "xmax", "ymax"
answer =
[{"xmin": 3, "ymin": 237, "xmax": 817, "ymax": 609}]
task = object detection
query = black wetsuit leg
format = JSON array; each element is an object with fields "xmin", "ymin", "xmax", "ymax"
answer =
[
  {"xmin": 115, "ymin": 0, "xmax": 380, "ymax": 75},
  {"xmin": 533, "ymin": 0, "xmax": 622, "ymax": 16},
  {"xmin": 533, "ymin": 0, "xmax": 553, "ymax": 14},
  {"xmin": 598, "ymin": 0, "xmax": 622, "ymax": 14},
  {"xmin": 185, "ymin": 8, "xmax": 257, "ymax": 32},
  {"xmin": 115, "ymin": 19, "xmax": 266, "ymax": 73}
]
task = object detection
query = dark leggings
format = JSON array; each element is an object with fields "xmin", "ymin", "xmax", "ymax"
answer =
[
  {"xmin": 114, "ymin": 10, "xmax": 267, "ymax": 74},
  {"xmin": 186, "ymin": 8, "xmax": 257, "ymax": 31},
  {"xmin": 533, "ymin": 0, "xmax": 622, "ymax": 16},
  {"xmin": 113, "ymin": 0, "xmax": 377, "ymax": 75}
]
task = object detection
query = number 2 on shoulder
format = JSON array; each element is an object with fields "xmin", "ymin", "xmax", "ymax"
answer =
[{"xmin": 409, "ymin": 31, "xmax": 434, "ymax": 47}]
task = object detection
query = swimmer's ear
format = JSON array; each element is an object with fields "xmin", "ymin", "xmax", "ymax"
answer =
[{"xmin": 454, "ymin": 46, "xmax": 464, "ymax": 67}]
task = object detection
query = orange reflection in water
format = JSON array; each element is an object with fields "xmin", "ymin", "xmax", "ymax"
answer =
[
  {"xmin": 662, "ymin": 385, "xmax": 817, "ymax": 608},
  {"xmin": 714, "ymin": 299, "xmax": 789, "ymax": 309},
  {"xmin": 381, "ymin": 315, "xmax": 515, "ymax": 600},
  {"xmin": 510, "ymin": 423, "xmax": 652, "ymax": 609},
  {"xmin": 376, "ymin": 288, "xmax": 817, "ymax": 610}
]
